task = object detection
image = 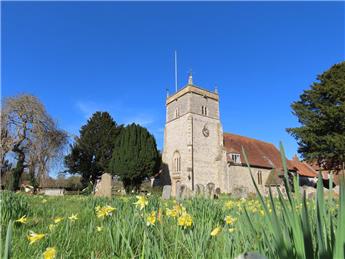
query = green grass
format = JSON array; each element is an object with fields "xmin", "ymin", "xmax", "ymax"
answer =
[
  {"xmin": 1, "ymin": 145, "xmax": 344, "ymax": 258},
  {"xmin": 0, "ymin": 188, "xmax": 342, "ymax": 259}
]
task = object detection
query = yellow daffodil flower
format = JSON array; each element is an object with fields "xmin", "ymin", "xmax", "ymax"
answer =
[
  {"xmin": 211, "ymin": 226, "xmax": 222, "ymax": 236},
  {"xmin": 229, "ymin": 227, "xmax": 235, "ymax": 233},
  {"xmin": 96, "ymin": 205, "xmax": 116, "ymax": 218},
  {"xmin": 68, "ymin": 214, "xmax": 78, "ymax": 222},
  {"xmin": 166, "ymin": 208, "xmax": 177, "ymax": 218},
  {"xmin": 146, "ymin": 211, "xmax": 156, "ymax": 226},
  {"xmin": 27, "ymin": 231, "xmax": 45, "ymax": 244},
  {"xmin": 15, "ymin": 215, "xmax": 28, "ymax": 224},
  {"xmin": 177, "ymin": 212, "xmax": 193, "ymax": 229},
  {"xmin": 224, "ymin": 215, "xmax": 237, "ymax": 225},
  {"xmin": 53, "ymin": 217, "xmax": 63, "ymax": 224},
  {"xmin": 134, "ymin": 196, "xmax": 148, "ymax": 210},
  {"xmin": 43, "ymin": 247, "xmax": 56, "ymax": 259},
  {"xmin": 48, "ymin": 224, "xmax": 56, "ymax": 232},
  {"xmin": 96, "ymin": 226, "xmax": 103, "ymax": 232},
  {"xmin": 224, "ymin": 200, "xmax": 235, "ymax": 209}
]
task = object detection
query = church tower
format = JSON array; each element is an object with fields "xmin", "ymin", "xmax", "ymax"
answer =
[{"xmin": 161, "ymin": 74, "xmax": 226, "ymax": 196}]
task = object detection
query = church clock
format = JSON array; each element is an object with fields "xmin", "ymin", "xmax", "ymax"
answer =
[{"xmin": 202, "ymin": 125, "xmax": 209, "ymax": 137}]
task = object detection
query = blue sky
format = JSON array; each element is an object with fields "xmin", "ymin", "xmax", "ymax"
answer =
[{"xmin": 2, "ymin": 2, "xmax": 344, "ymax": 174}]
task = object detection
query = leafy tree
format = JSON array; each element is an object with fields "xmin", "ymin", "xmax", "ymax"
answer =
[
  {"xmin": 287, "ymin": 62, "xmax": 345, "ymax": 171},
  {"xmin": 64, "ymin": 112, "xmax": 121, "ymax": 186},
  {"xmin": 108, "ymin": 123, "xmax": 160, "ymax": 192}
]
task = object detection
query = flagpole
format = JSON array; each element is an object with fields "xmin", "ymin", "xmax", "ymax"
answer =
[{"xmin": 174, "ymin": 50, "xmax": 178, "ymax": 92}]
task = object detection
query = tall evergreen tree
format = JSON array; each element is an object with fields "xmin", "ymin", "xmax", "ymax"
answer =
[
  {"xmin": 108, "ymin": 123, "xmax": 160, "ymax": 192},
  {"xmin": 287, "ymin": 62, "xmax": 345, "ymax": 171},
  {"xmin": 64, "ymin": 112, "xmax": 121, "ymax": 185}
]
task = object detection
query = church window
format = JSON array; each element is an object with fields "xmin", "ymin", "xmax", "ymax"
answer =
[
  {"xmin": 230, "ymin": 153, "xmax": 241, "ymax": 164},
  {"xmin": 173, "ymin": 151, "xmax": 181, "ymax": 173},
  {"xmin": 201, "ymin": 106, "xmax": 208, "ymax": 116},
  {"xmin": 257, "ymin": 171, "xmax": 263, "ymax": 185}
]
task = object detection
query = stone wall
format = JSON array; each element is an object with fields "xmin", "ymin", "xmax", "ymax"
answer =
[{"xmin": 226, "ymin": 165, "xmax": 272, "ymax": 194}]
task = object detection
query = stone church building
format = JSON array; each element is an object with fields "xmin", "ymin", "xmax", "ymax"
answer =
[{"xmin": 160, "ymin": 74, "xmax": 316, "ymax": 196}]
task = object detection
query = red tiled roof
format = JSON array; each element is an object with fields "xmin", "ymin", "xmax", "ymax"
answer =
[
  {"xmin": 290, "ymin": 156, "xmax": 317, "ymax": 177},
  {"xmin": 223, "ymin": 132, "xmax": 295, "ymax": 170}
]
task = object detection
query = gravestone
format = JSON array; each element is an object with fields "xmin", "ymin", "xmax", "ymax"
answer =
[
  {"xmin": 235, "ymin": 252, "xmax": 267, "ymax": 259},
  {"xmin": 95, "ymin": 173, "xmax": 112, "ymax": 197},
  {"xmin": 215, "ymin": 187, "xmax": 221, "ymax": 199},
  {"xmin": 206, "ymin": 182, "xmax": 215, "ymax": 199},
  {"xmin": 175, "ymin": 183, "xmax": 182, "ymax": 201},
  {"xmin": 232, "ymin": 186, "xmax": 248, "ymax": 199},
  {"xmin": 179, "ymin": 184, "xmax": 187, "ymax": 200},
  {"xmin": 195, "ymin": 184, "xmax": 206, "ymax": 197},
  {"xmin": 184, "ymin": 187, "xmax": 193, "ymax": 199},
  {"xmin": 162, "ymin": 185, "xmax": 172, "ymax": 200}
]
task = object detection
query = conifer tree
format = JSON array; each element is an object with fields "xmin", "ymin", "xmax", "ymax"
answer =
[
  {"xmin": 287, "ymin": 62, "xmax": 345, "ymax": 171},
  {"xmin": 64, "ymin": 112, "xmax": 121, "ymax": 185},
  {"xmin": 108, "ymin": 123, "xmax": 160, "ymax": 192}
]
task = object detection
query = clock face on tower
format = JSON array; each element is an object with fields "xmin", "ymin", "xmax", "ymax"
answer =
[{"xmin": 202, "ymin": 125, "xmax": 209, "ymax": 137}]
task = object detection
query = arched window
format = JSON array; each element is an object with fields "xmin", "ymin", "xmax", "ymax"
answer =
[
  {"xmin": 257, "ymin": 170, "xmax": 263, "ymax": 185},
  {"xmin": 173, "ymin": 151, "xmax": 181, "ymax": 173}
]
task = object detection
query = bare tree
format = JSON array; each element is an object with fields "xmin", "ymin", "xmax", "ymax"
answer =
[{"xmin": 1, "ymin": 94, "xmax": 67, "ymax": 190}]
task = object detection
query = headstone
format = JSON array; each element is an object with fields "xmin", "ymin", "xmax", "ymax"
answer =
[
  {"xmin": 177, "ymin": 184, "xmax": 193, "ymax": 200},
  {"xmin": 206, "ymin": 182, "xmax": 215, "ymax": 199},
  {"xmin": 232, "ymin": 186, "xmax": 248, "ymax": 199},
  {"xmin": 195, "ymin": 184, "xmax": 206, "ymax": 197},
  {"xmin": 162, "ymin": 185, "xmax": 172, "ymax": 200},
  {"xmin": 235, "ymin": 252, "xmax": 267, "ymax": 259},
  {"xmin": 95, "ymin": 173, "xmax": 112, "ymax": 197},
  {"xmin": 215, "ymin": 187, "xmax": 221, "ymax": 199},
  {"xmin": 175, "ymin": 181, "xmax": 182, "ymax": 201},
  {"xmin": 180, "ymin": 184, "xmax": 187, "ymax": 200}
]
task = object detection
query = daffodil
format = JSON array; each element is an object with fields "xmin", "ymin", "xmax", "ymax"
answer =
[
  {"xmin": 43, "ymin": 247, "xmax": 56, "ymax": 259},
  {"xmin": 15, "ymin": 215, "xmax": 28, "ymax": 224},
  {"xmin": 224, "ymin": 215, "xmax": 237, "ymax": 225},
  {"xmin": 211, "ymin": 226, "xmax": 222, "ymax": 236},
  {"xmin": 96, "ymin": 226, "xmax": 103, "ymax": 232},
  {"xmin": 27, "ymin": 231, "xmax": 45, "ymax": 244},
  {"xmin": 134, "ymin": 196, "xmax": 148, "ymax": 210},
  {"xmin": 48, "ymin": 224, "xmax": 56, "ymax": 232},
  {"xmin": 166, "ymin": 208, "xmax": 178, "ymax": 218},
  {"xmin": 146, "ymin": 211, "xmax": 156, "ymax": 226},
  {"xmin": 177, "ymin": 212, "xmax": 193, "ymax": 229},
  {"xmin": 68, "ymin": 214, "xmax": 78, "ymax": 222},
  {"xmin": 224, "ymin": 200, "xmax": 235, "ymax": 209},
  {"xmin": 96, "ymin": 205, "xmax": 116, "ymax": 218},
  {"xmin": 229, "ymin": 227, "xmax": 235, "ymax": 233},
  {"xmin": 53, "ymin": 217, "xmax": 63, "ymax": 224}
]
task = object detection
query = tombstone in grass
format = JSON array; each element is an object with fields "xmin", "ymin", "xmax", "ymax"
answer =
[
  {"xmin": 94, "ymin": 173, "xmax": 112, "ymax": 197},
  {"xmin": 235, "ymin": 252, "xmax": 267, "ymax": 259},
  {"xmin": 175, "ymin": 184, "xmax": 182, "ymax": 201},
  {"xmin": 162, "ymin": 185, "xmax": 172, "ymax": 200},
  {"xmin": 179, "ymin": 184, "xmax": 187, "ymax": 200},
  {"xmin": 215, "ymin": 187, "xmax": 221, "ymax": 199},
  {"xmin": 206, "ymin": 182, "xmax": 215, "ymax": 199},
  {"xmin": 195, "ymin": 184, "xmax": 206, "ymax": 197}
]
